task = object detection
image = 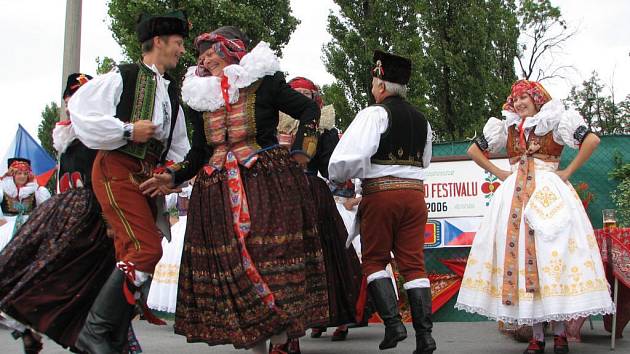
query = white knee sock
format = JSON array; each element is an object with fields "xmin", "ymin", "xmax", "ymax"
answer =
[
  {"xmin": 403, "ymin": 278, "xmax": 431, "ymax": 289},
  {"xmin": 270, "ymin": 331, "xmax": 288, "ymax": 345},
  {"xmin": 532, "ymin": 323, "xmax": 545, "ymax": 342},
  {"xmin": 552, "ymin": 321, "xmax": 566, "ymax": 336}
]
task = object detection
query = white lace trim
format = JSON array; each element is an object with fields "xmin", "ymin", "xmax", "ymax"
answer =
[
  {"xmin": 1, "ymin": 177, "xmax": 37, "ymax": 199},
  {"xmin": 454, "ymin": 302, "xmax": 616, "ymax": 326},
  {"xmin": 503, "ymin": 99, "xmax": 567, "ymax": 135},
  {"xmin": 318, "ymin": 105, "xmax": 336, "ymax": 131},
  {"xmin": 182, "ymin": 41, "xmax": 281, "ymax": 112},
  {"xmin": 147, "ymin": 303, "xmax": 176, "ymax": 313}
]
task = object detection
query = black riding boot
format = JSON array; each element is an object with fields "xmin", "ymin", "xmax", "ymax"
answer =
[
  {"xmin": 75, "ymin": 268, "xmax": 135, "ymax": 354},
  {"xmin": 407, "ymin": 287, "xmax": 437, "ymax": 354},
  {"xmin": 367, "ymin": 278, "xmax": 407, "ymax": 350}
]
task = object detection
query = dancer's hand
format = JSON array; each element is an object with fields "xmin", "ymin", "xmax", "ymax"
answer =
[
  {"xmin": 494, "ymin": 169, "xmax": 512, "ymax": 181},
  {"xmin": 132, "ymin": 120, "xmax": 157, "ymax": 143},
  {"xmin": 0, "ymin": 218, "xmax": 6, "ymax": 227},
  {"xmin": 344, "ymin": 197, "xmax": 361, "ymax": 211},
  {"xmin": 555, "ymin": 169, "xmax": 571, "ymax": 182},
  {"xmin": 140, "ymin": 173, "xmax": 175, "ymax": 197}
]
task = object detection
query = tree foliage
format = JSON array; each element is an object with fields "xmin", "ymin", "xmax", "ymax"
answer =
[
  {"xmin": 516, "ymin": 0, "xmax": 576, "ymax": 81},
  {"xmin": 96, "ymin": 56, "xmax": 118, "ymax": 75},
  {"xmin": 37, "ymin": 102, "xmax": 59, "ymax": 191},
  {"xmin": 106, "ymin": 0, "xmax": 299, "ymax": 81},
  {"xmin": 564, "ymin": 71, "xmax": 629, "ymax": 135},
  {"xmin": 37, "ymin": 102, "xmax": 59, "ymax": 158},
  {"xmin": 323, "ymin": 0, "xmax": 519, "ymax": 140},
  {"xmin": 321, "ymin": 82, "xmax": 355, "ymax": 130},
  {"xmin": 419, "ymin": 0, "xmax": 519, "ymax": 141}
]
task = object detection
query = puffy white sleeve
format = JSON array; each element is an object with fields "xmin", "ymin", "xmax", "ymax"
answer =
[
  {"xmin": 35, "ymin": 187, "xmax": 51, "ymax": 205},
  {"xmin": 423, "ymin": 122, "xmax": 433, "ymax": 168},
  {"xmin": 554, "ymin": 108, "xmax": 591, "ymax": 149},
  {"xmin": 165, "ymin": 106, "xmax": 191, "ymax": 163},
  {"xmin": 52, "ymin": 122, "xmax": 76, "ymax": 154},
  {"xmin": 68, "ymin": 70, "xmax": 126, "ymax": 150},
  {"xmin": 475, "ymin": 118, "xmax": 507, "ymax": 153},
  {"xmin": 328, "ymin": 106, "xmax": 389, "ymax": 184}
]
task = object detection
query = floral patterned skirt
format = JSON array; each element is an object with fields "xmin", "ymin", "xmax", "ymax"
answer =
[
  {"xmin": 456, "ymin": 163, "xmax": 615, "ymax": 325},
  {"xmin": 0, "ymin": 188, "xmax": 115, "ymax": 349},
  {"xmin": 174, "ymin": 148, "xmax": 328, "ymax": 349},
  {"xmin": 307, "ymin": 175, "xmax": 363, "ymax": 327}
]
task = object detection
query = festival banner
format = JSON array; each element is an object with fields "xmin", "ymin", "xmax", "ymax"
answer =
[
  {"xmin": 424, "ymin": 158, "xmax": 510, "ymax": 218},
  {"xmin": 420, "ymin": 158, "xmax": 509, "ymax": 248}
]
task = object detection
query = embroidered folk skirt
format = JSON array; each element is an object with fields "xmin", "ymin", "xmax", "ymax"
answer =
[
  {"xmin": 174, "ymin": 148, "xmax": 328, "ymax": 349},
  {"xmin": 456, "ymin": 159, "xmax": 614, "ymax": 324},
  {"xmin": 307, "ymin": 175, "xmax": 363, "ymax": 327},
  {"xmin": 0, "ymin": 188, "xmax": 115, "ymax": 349}
]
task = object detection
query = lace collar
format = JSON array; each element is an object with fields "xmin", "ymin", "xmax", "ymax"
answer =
[
  {"xmin": 182, "ymin": 41, "xmax": 281, "ymax": 112},
  {"xmin": 502, "ymin": 99, "xmax": 565, "ymax": 134},
  {"xmin": 1, "ymin": 177, "xmax": 38, "ymax": 199}
]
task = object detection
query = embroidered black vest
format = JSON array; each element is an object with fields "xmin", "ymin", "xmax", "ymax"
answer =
[
  {"xmin": 1, "ymin": 193, "xmax": 35, "ymax": 216},
  {"xmin": 115, "ymin": 63, "xmax": 180, "ymax": 162},
  {"xmin": 370, "ymin": 95, "xmax": 428, "ymax": 168}
]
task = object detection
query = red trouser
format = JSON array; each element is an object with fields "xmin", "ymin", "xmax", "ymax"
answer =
[
  {"xmin": 92, "ymin": 151, "xmax": 162, "ymax": 273},
  {"xmin": 359, "ymin": 189, "xmax": 428, "ymax": 281}
]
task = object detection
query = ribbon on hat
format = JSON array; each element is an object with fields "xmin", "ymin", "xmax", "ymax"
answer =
[{"xmin": 372, "ymin": 59, "xmax": 385, "ymax": 79}]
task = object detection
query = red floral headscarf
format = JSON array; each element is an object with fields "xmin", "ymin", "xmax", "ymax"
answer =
[
  {"xmin": 502, "ymin": 79, "xmax": 552, "ymax": 113},
  {"xmin": 4, "ymin": 160, "xmax": 34, "ymax": 183},
  {"xmin": 194, "ymin": 32, "xmax": 247, "ymax": 77},
  {"xmin": 288, "ymin": 77, "xmax": 323, "ymax": 108}
]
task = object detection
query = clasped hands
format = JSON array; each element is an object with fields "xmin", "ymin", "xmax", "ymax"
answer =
[{"xmin": 140, "ymin": 173, "xmax": 180, "ymax": 197}]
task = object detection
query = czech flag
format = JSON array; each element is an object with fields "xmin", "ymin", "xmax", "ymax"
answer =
[{"xmin": 1, "ymin": 124, "xmax": 57, "ymax": 186}]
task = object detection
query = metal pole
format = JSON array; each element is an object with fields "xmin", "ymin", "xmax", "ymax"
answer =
[
  {"xmin": 60, "ymin": 0, "xmax": 82, "ymax": 120},
  {"xmin": 611, "ymin": 277, "xmax": 618, "ymax": 350}
]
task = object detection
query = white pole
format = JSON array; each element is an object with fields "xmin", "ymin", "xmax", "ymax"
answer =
[{"xmin": 60, "ymin": 0, "xmax": 82, "ymax": 120}]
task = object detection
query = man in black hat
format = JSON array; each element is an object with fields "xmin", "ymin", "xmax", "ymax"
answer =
[
  {"xmin": 329, "ymin": 50, "xmax": 436, "ymax": 354},
  {"xmin": 68, "ymin": 10, "xmax": 191, "ymax": 353}
]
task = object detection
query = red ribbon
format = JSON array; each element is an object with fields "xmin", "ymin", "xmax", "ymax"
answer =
[
  {"xmin": 221, "ymin": 75, "xmax": 232, "ymax": 112},
  {"xmin": 518, "ymin": 118, "xmax": 527, "ymax": 149},
  {"xmin": 56, "ymin": 120, "xmax": 72, "ymax": 126},
  {"xmin": 153, "ymin": 160, "xmax": 175, "ymax": 175},
  {"xmin": 117, "ymin": 261, "xmax": 138, "ymax": 305}
]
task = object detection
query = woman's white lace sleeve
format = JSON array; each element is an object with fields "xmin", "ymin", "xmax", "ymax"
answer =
[
  {"xmin": 555, "ymin": 108, "xmax": 591, "ymax": 149},
  {"xmin": 475, "ymin": 118, "xmax": 507, "ymax": 153}
]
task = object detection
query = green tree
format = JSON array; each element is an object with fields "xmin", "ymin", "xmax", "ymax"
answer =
[
  {"xmin": 321, "ymin": 83, "xmax": 356, "ymax": 131},
  {"xmin": 37, "ymin": 102, "xmax": 59, "ymax": 158},
  {"xmin": 564, "ymin": 72, "xmax": 628, "ymax": 135},
  {"xmin": 96, "ymin": 56, "xmax": 118, "ymax": 75},
  {"xmin": 37, "ymin": 102, "xmax": 60, "ymax": 192},
  {"xmin": 106, "ymin": 0, "xmax": 299, "ymax": 81},
  {"xmin": 323, "ymin": 0, "xmax": 519, "ymax": 141},
  {"xmin": 419, "ymin": 0, "xmax": 519, "ymax": 141}
]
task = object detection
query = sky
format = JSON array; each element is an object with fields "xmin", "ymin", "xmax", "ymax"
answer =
[{"xmin": 1, "ymin": 0, "xmax": 629, "ymax": 157}]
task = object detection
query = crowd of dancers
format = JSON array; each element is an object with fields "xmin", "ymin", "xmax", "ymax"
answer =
[{"xmin": 0, "ymin": 8, "xmax": 614, "ymax": 354}]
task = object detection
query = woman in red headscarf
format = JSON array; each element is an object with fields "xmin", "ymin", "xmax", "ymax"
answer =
[
  {"xmin": 455, "ymin": 80, "xmax": 614, "ymax": 354},
  {"xmin": 141, "ymin": 27, "xmax": 328, "ymax": 353},
  {"xmin": 273, "ymin": 77, "xmax": 366, "ymax": 354},
  {"xmin": 0, "ymin": 158, "xmax": 50, "ymax": 250}
]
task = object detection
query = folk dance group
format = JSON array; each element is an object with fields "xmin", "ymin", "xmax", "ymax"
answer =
[{"xmin": 0, "ymin": 9, "xmax": 614, "ymax": 354}]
